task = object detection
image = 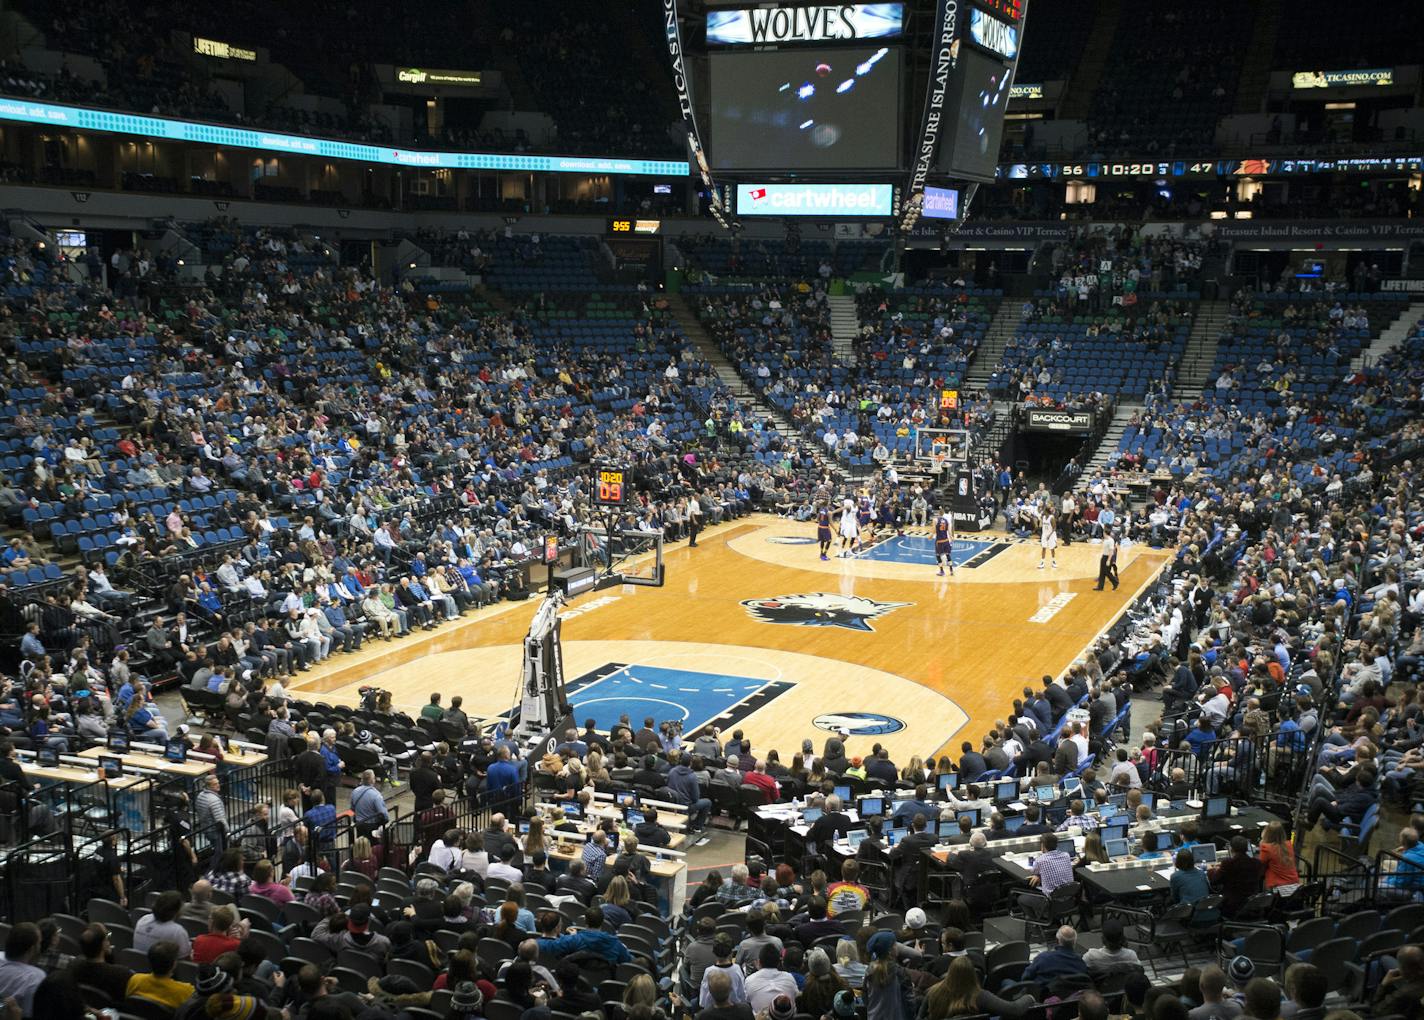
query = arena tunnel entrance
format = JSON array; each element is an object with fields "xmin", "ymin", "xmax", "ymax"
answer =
[{"xmin": 1008, "ymin": 423, "xmax": 1091, "ymax": 489}]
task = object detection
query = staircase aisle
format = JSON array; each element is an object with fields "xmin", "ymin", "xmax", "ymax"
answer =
[
  {"xmin": 664, "ymin": 292, "xmax": 800, "ymax": 444},
  {"xmin": 1351, "ymin": 300, "xmax": 1421, "ymax": 372},
  {"xmin": 965, "ymin": 300, "xmax": 1026, "ymax": 388},
  {"xmin": 1081, "ymin": 401, "xmax": 1142, "ymax": 479},
  {"xmin": 1174, "ymin": 299, "xmax": 1232, "ymax": 397},
  {"xmin": 828, "ymin": 294, "xmax": 860, "ymax": 365}
]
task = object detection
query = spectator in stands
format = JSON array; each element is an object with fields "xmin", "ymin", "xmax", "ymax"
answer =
[
  {"xmin": 133, "ymin": 891, "xmax": 191, "ymax": 958},
  {"xmin": 699, "ymin": 945, "xmax": 750, "ymax": 1014},
  {"xmin": 69, "ymin": 924, "xmax": 132, "ymax": 1002},
  {"xmin": 1023, "ymin": 926, "xmax": 1089, "ymax": 984},
  {"xmin": 926, "ymin": 955, "xmax": 1034, "ymax": 1020},
  {"xmin": 192, "ymin": 906, "xmax": 243, "ymax": 964},
  {"xmin": 717, "ymin": 863, "xmax": 759, "ymax": 908},
  {"xmin": 1190, "ymin": 965, "xmax": 1243, "ymax": 1020},
  {"xmin": 0, "ymin": 923, "xmax": 45, "ymax": 1015},
  {"xmin": 536, "ymin": 906, "xmax": 631, "ymax": 964},
  {"xmin": 745, "ymin": 943, "xmax": 799, "ymax": 1014},
  {"xmin": 125, "ymin": 939, "xmax": 194, "ymax": 1012},
  {"xmin": 735, "ymin": 909, "xmax": 783, "ymax": 967}
]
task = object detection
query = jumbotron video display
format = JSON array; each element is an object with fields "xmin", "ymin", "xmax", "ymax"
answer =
[
  {"xmin": 710, "ymin": 45, "xmax": 902, "ymax": 171},
  {"xmin": 938, "ymin": 47, "xmax": 1014, "ymax": 184}
]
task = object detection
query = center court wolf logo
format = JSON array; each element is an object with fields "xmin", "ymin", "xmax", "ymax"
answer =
[{"xmin": 740, "ymin": 593, "xmax": 911, "ymax": 632}]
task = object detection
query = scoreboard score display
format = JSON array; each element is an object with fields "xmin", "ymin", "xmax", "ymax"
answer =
[{"xmin": 595, "ymin": 466, "xmax": 631, "ymax": 507}]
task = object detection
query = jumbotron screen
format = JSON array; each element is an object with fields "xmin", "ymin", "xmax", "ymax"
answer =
[
  {"xmin": 710, "ymin": 45, "xmax": 902, "ymax": 171},
  {"xmin": 937, "ymin": 47, "xmax": 1013, "ymax": 184}
]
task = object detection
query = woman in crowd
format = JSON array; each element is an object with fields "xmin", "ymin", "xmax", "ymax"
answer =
[
  {"xmin": 1258, "ymin": 820, "xmax": 1301, "ymax": 897},
  {"xmin": 926, "ymin": 956, "xmax": 1035, "ymax": 1020}
]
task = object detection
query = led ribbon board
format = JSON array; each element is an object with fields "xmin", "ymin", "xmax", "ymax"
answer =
[{"xmin": 0, "ymin": 97, "xmax": 689, "ymax": 177}]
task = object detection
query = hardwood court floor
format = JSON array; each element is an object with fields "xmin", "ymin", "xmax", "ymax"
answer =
[{"xmin": 291, "ymin": 514, "xmax": 1169, "ymax": 762}]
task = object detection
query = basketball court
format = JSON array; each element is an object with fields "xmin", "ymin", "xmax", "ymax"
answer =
[{"xmin": 290, "ymin": 513, "xmax": 1170, "ymax": 763}]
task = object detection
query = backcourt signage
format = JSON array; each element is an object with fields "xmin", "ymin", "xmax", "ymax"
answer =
[
  {"xmin": 707, "ymin": 4, "xmax": 904, "ymax": 44},
  {"xmin": 1024, "ymin": 409, "xmax": 1092, "ymax": 433}
]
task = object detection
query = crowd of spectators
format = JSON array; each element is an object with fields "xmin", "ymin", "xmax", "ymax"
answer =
[
  {"xmin": 0, "ymin": 222, "xmax": 845, "ymax": 749},
  {"xmin": 0, "ymin": 192, "xmax": 1421, "ymax": 1020}
]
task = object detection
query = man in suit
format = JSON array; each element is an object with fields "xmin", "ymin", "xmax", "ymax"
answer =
[
  {"xmin": 1043, "ymin": 676, "xmax": 1074, "ymax": 718},
  {"xmin": 957, "ymin": 741, "xmax": 988, "ymax": 783},
  {"xmin": 807, "ymin": 795, "xmax": 853, "ymax": 849},
  {"xmin": 1052, "ymin": 738, "xmax": 1080, "ymax": 776},
  {"xmin": 889, "ymin": 813, "xmax": 937, "ymax": 907},
  {"xmin": 952, "ymin": 830, "xmax": 999, "ymax": 891},
  {"xmin": 1017, "ymin": 804, "xmax": 1051, "ymax": 837},
  {"xmin": 1023, "ymin": 689, "xmax": 1055, "ymax": 732}
]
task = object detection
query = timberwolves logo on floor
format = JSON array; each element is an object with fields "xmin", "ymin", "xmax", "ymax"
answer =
[
  {"xmin": 740, "ymin": 593, "xmax": 911, "ymax": 632},
  {"xmin": 765, "ymin": 535, "xmax": 817, "ymax": 545},
  {"xmin": 813, "ymin": 712, "xmax": 907, "ymax": 736}
]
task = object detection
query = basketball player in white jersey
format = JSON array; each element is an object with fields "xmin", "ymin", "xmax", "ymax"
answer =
[
  {"xmin": 1037, "ymin": 504, "xmax": 1059, "ymax": 569},
  {"xmin": 837, "ymin": 498, "xmax": 860, "ymax": 557}
]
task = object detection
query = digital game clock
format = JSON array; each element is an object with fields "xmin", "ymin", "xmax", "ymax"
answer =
[
  {"xmin": 607, "ymin": 218, "xmax": 662, "ymax": 236},
  {"xmin": 595, "ymin": 466, "xmax": 631, "ymax": 507}
]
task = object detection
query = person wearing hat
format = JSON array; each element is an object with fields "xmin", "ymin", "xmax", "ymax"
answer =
[
  {"xmin": 202, "ymin": 992, "xmax": 261, "ymax": 1020},
  {"xmin": 863, "ymin": 930, "xmax": 914, "ymax": 1020},
  {"xmin": 174, "ymin": 963, "xmax": 233, "ymax": 1020},
  {"xmin": 744, "ymin": 943, "xmax": 799, "ymax": 1014},
  {"xmin": 699, "ymin": 936, "xmax": 748, "ymax": 1009},
  {"xmin": 845, "ymin": 756, "xmax": 868, "ymax": 780},
  {"xmin": 899, "ymin": 908, "xmax": 936, "ymax": 949},
  {"xmin": 829, "ymin": 989, "xmax": 859, "ymax": 1020},
  {"xmin": 449, "ymin": 980, "xmax": 485, "ymax": 1016},
  {"xmin": 799, "ymin": 947, "xmax": 848, "ymax": 1017}
]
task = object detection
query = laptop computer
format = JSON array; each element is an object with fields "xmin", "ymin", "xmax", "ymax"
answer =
[
  {"xmin": 858, "ymin": 797, "xmax": 884, "ymax": 818},
  {"xmin": 1005, "ymin": 814, "xmax": 1026, "ymax": 833},
  {"xmin": 1204, "ymin": 796, "xmax": 1231, "ymax": 819},
  {"xmin": 802, "ymin": 807, "xmax": 823, "ymax": 823},
  {"xmin": 1104, "ymin": 838, "xmax": 1130, "ymax": 860},
  {"xmin": 938, "ymin": 773, "xmax": 959, "ymax": 792},
  {"xmin": 846, "ymin": 829, "xmax": 869, "ymax": 848},
  {"xmin": 995, "ymin": 780, "xmax": 1018, "ymax": 802},
  {"xmin": 1191, "ymin": 843, "xmax": 1219, "ymax": 866}
]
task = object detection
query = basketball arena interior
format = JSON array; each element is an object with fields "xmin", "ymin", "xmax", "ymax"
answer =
[{"xmin": 0, "ymin": 1, "xmax": 1421, "ymax": 1018}]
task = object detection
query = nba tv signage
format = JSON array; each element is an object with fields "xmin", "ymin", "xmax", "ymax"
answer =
[
  {"xmin": 1024, "ymin": 409, "xmax": 1092, "ymax": 433},
  {"xmin": 707, "ymin": 4, "xmax": 904, "ymax": 45}
]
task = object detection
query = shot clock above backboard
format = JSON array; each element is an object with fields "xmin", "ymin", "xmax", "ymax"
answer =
[{"xmin": 594, "ymin": 465, "xmax": 631, "ymax": 507}]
